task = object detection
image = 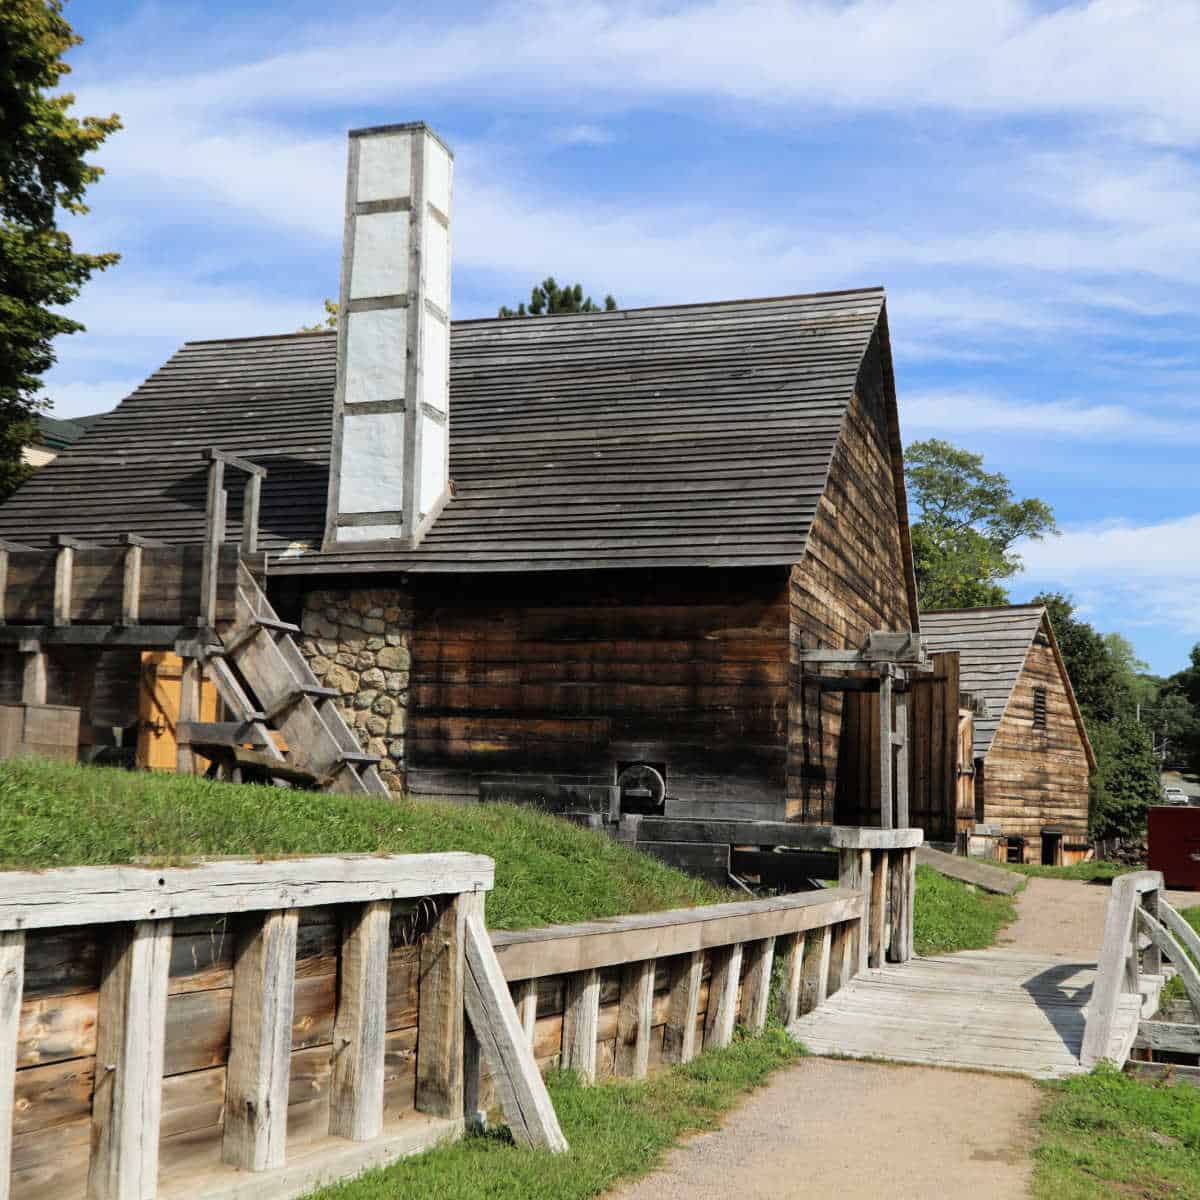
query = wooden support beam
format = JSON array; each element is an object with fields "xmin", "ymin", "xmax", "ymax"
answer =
[
  {"xmin": 615, "ymin": 958, "xmax": 656, "ymax": 1079},
  {"xmin": 120, "ymin": 541, "xmax": 142, "ymax": 626},
  {"xmin": 0, "ymin": 931, "xmax": 25, "ymax": 1200},
  {"xmin": 894, "ymin": 692, "xmax": 910, "ymax": 829},
  {"xmin": 879, "ymin": 667, "xmax": 894, "ymax": 829},
  {"xmin": 741, "ymin": 936, "xmax": 776, "ymax": 1031},
  {"xmin": 562, "ymin": 967, "xmax": 601, "ymax": 1082},
  {"xmin": 887, "ymin": 850, "xmax": 911, "ymax": 964},
  {"xmin": 88, "ymin": 920, "xmax": 172, "ymax": 1200},
  {"xmin": 1081, "ymin": 875, "xmax": 1142, "ymax": 1068},
  {"xmin": 203, "ymin": 447, "xmax": 268, "ymax": 477},
  {"xmin": 778, "ymin": 933, "xmax": 805, "ymax": 1025},
  {"xmin": 330, "ymin": 900, "xmax": 390, "ymax": 1141},
  {"xmin": 175, "ymin": 655, "xmax": 202, "ymax": 776},
  {"xmin": 243, "ymin": 473, "xmax": 263, "ymax": 556},
  {"xmin": 512, "ymin": 978, "xmax": 538, "ymax": 1047},
  {"xmin": 826, "ymin": 922, "xmax": 850, "ymax": 995},
  {"xmin": 869, "ymin": 850, "xmax": 887, "ymax": 968},
  {"xmin": 52, "ymin": 541, "xmax": 74, "ymax": 627},
  {"xmin": 0, "ymin": 548, "xmax": 8, "ymax": 628},
  {"xmin": 200, "ymin": 456, "xmax": 226, "ymax": 628},
  {"xmin": 461, "ymin": 900, "xmax": 568, "ymax": 1152},
  {"xmin": 838, "ymin": 849, "xmax": 871, "ymax": 976},
  {"xmin": 798, "ymin": 925, "xmax": 831, "ymax": 1015},
  {"xmin": 223, "ymin": 910, "xmax": 298, "ymax": 1171},
  {"xmin": 20, "ymin": 642, "xmax": 47, "ymax": 705},
  {"xmin": 703, "ymin": 941, "xmax": 743, "ymax": 1049},
  {"xmin": 416, "ymin": 893, "xmax": 467, "ymax": 1117},
  {"xmin": 663, "ymin": 950, "xmax": 703, "ymax": 1064},
  {"xmin": 1135, "ymin": 1020, "xmax": 1200, "ymax": 1055}
]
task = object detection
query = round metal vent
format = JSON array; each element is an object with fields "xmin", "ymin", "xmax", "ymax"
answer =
[{"xmin": 617, "ymin": 763, "xmax": 666, "ymax": 814}]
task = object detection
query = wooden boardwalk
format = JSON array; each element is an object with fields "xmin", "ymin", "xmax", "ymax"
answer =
[{"xmin": 789, "ymin": 948, "xmax": 1144, "ymax": 1079}]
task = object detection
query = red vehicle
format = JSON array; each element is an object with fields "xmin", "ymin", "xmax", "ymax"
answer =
[{"xmin": 1148, "ymin": 805, "xmax": 1200, "ymax": 890}]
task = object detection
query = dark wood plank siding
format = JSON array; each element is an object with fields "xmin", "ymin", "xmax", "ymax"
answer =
[
  {"xmin": 409, "ymin": 567, "xmax": 792, "ymax": 820},
  {"xmin": 786, "ymin": 335, "xmax": 914, "ymax": 823},
  {"xmin": 983, "ymin": 639, "xmax": 1090, "ymax": 850}
]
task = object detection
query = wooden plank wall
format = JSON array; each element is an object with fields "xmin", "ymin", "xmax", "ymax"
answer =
[
  {"xmin": 982, "ymin": 638, "xmax": 1090, "ymax": 854},
  {"xmin": 408, "ymin": 567, "xmax": 792, "ymax": 820},
  {"xmin": 11, "ymin": 906, "xmax": 423, "ymax": 1200},
  {"xmin": 787, "ymin": 334, "xmax": 914, "ymax": 823}
]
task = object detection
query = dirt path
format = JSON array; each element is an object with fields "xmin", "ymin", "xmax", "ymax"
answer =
[
  {"xmin": 612, "ymin": 875, "xmax": 1187, "ymax": 1200},
  {"xmin": 1000, "ymin": 876, "xmax": 1195, "ymax": 957},
  {"xmin": 612, "ymin": 1057, "xmax": 1038, "ymax": 1200}
]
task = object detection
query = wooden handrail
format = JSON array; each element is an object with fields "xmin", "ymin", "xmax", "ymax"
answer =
[{"xmin": 1080, "ymin": 870, "xmax": 1164, "ymax": 1068}]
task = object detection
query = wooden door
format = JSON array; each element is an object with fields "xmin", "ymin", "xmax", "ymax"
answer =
[
  {"xmin": 136, "ymin": 651, "xmax": 218, "ymax": 771},
  {"xmin": 905, "ymin": 651, "xmax": 960, "ymax": 843},
  {"xmin": 955, "ymin": 709, "xmax": 977, "ymax": 834}
]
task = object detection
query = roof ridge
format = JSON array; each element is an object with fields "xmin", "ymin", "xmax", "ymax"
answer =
[{"xmin": 182, "ymin": 287, "xmax": 887, "ymax": 348}]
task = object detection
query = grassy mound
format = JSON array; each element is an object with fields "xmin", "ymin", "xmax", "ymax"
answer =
[
  {"xmin": 0, "ymin": 758, "xmax": 727, "ymax": 929},
  {"xmin": 912, "ymin": 864, "xmax": 1018, "ymax": 955},
  {"xmin": 988, "ymin": 859, "xmax": 1133, "ymax": 883}
]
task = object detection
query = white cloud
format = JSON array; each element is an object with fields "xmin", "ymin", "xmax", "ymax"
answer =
[
  {"xmin": 549, "ymin": 124, "xmax": 615, "ymax": 147},
  {"xmin": 903, "ymin": 390, "xmax": 1198, "ymax": 444}
]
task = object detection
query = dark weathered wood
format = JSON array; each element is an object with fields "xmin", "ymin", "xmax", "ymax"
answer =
[
  {"xmin": 1135, "ymin": 1020, "xmax": 1200, "ymax": 1055},
  {"xmin": 798, "ymin": 925, "xmax": 831, "ymax": 1015}
]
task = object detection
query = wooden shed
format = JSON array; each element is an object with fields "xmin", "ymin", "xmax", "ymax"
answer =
[{"xmin": 920, "ymin": 605, "xmax": 1095, "ymax": 864}]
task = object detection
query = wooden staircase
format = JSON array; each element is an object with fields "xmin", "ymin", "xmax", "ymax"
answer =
[{"xmin": 178, "ymin": 563, "xmax": 389, "ymax": 795}]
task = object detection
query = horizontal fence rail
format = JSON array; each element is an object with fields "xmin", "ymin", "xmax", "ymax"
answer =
[{"xmin": 0, "ymin": 853, "xmax": 494, "ymax": 1200}]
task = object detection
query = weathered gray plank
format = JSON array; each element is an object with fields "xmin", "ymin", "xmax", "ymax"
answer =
[
  {"xmin": 1135, "ymin": 1020, "xmax": 1200, "ymax": 1055},
  {"xmin": 778, "ymin": 932, "xmax": 805, "ymax": 1025},
  {"xmin": 741, "ymin": 936, "xmax": 776, "ymax": 1031},
  {"xmin": 223, "ymin": 910, "xmax": 298, "ymax": 1171},
  {"xmin": 88, "ymin": 919, "xmax": 172, "ymax": 1200},
  {"xmin": 562, "ymin": 968, "xmax": 601, "ymax": 1083},
  {"xmin": 512, "ymin": 978, "xmax": 537, "ymax": 1047},
  {"xmin": 329, "ymin": 900, "xmax": 390, "ymax": 1141},
  {"xmin": 662, "ymin": 950, "xmax": 703, "ymax": 1064},
  {"xmin": 0, "ymin": 853, "xmax": 494, "ymax": 930},
  {"xmin": 416, "ymin": 894, "xmax": 467, "ymax": 1118},
  {"xmin": 462, "ymin": 902, "xmax": 568, "ymax": 1152},
  {"xmin": 0, "ymin": 931, "xmax": 25, "ymax": 1200},
  {"xmin": 615, "ymin": 958, "xmax": 656, "ymax": 1079},
  {"xmin": 914, "ymin": 846, "xmax": 1022, "ymax": 895},
  {"xmin": 1080, "ymin": 874, "xmax": 1145, "ymax": 1068},
  {"xmin": 703, "ymin": 942, "xmax": 743, "ymax": 1049},
  {"xmin": 798, "ymin": 925, "xmax": 831, "ymax": 1016}
]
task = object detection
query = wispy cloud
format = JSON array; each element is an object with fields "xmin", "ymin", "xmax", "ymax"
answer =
[{"xmin": 549, "ymin": 123, "xmax": 615, "ymax": 147}]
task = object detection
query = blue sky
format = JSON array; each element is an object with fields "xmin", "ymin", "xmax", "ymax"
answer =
[{"xmin": 46, "ymin": 0, "xmax": 1200, "ymax": 674}]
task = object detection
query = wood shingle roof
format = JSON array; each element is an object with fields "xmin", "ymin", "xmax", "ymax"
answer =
[{"xmin": 0, "ymin": 288, "xmax": 891, "ymax": 573}]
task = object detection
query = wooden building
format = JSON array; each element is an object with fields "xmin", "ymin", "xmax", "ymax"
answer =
[
  {"xmin": 0, "ymin": 122, "xmax": 946, "ymax": 832},
  {"xmin": 920, "ymin": 605, "xmax": 1095, "ymax": 864}
]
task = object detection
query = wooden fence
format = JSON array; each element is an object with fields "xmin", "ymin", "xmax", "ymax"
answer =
[
  {"xmin": 488, "ymin": 836, "xmax": 918, "ymax": 1087},
  {"xmin": 1080, "ymin": 869, "xmax": 1200, "ymax": 1069},
  {"xmin": 0, "ymin": 853, "xmax": 493, "ymax": 1200}
]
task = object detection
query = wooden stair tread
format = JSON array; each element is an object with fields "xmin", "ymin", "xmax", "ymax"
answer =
[{"xmin": 339, "ymin": 751, "xmax": 382, "ymax": 766}]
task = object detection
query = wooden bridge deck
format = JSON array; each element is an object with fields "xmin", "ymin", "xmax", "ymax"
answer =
[{"xmin": 789, "ymin": 948, "xmax": 1144, "ymax": 1079}]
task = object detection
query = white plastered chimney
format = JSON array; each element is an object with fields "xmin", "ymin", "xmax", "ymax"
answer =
[{"xmin": 324, "ymin": 122, "xmax": 453, "ymax": 548}]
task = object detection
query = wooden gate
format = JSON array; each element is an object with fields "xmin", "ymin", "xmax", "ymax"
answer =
[{"xmin": 136, "ymin": 650, "xmax": 218, "ymax": 770}]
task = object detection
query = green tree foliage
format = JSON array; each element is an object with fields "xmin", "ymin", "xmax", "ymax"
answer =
[
  {"xmin": 1089, "ymin": 716, "xmax": 1162, "ymax": 842},
  {"xmin": 1036, "ymin": 592, "xmax": 1166, "ymax": 839},
  {"xmin": 299, "ymin": 298, "xmax": 338, "ymax": 332},
  {"xmin": 905, "ymin": 439, "xmax": 1057, "ymax": 609},
  {"xmin": 498, "ymin": 277, "xmax": 617, "ymax": 319},
  {"xmin": 0, "ymin": 0, "xmax": 120, "ymax": 498}
]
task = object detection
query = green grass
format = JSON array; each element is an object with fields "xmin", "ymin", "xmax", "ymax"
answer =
[
  {"xmin": 1034, "ymin": 1064, "xmax": 1200, "ymax": 1198},
  {"xmin": 0, "ymin": 758, "xmax": 729, "ymax": 928},
  {"xmin": 312, "ymin": 1027, "xmax": 803, "ymax": 1200},
  {"xmin": 983, "ymin": 858, "xmax": 1135, "ymax": 883},
  {"xmin": 1161, "ymin": 904, "xmax": 1200, "ymax": 1004},
  {"xmin": 912, "ymin": 864, "xmax": 1018, "ymax": 955}
]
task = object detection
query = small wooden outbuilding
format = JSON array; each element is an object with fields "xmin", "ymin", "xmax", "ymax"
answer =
[{"xmin": 920, "ymin": 605, "xmax": 1095, "ymax": 864}]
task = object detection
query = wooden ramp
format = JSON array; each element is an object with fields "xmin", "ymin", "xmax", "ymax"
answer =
[{"xmin": 789, "ymin": 948, "xmax": 1144, "ymax": 1079}]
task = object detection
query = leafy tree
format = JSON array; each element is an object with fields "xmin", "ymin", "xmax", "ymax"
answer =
[
  {"xmin": 299, "ymin": 298, "xmax": 338, "ymax": 332},
  {"xmin": 905, "ymin": 439, "xmax": 1057, "ymax": 609},
  {"xmin": 1, "ymin": 0, "xmax": 120, "ymax": 497},
  {"xmin": 1088, "ymin": 715, "xmax": 1161, "ymax": 842},
  {"xmin": 498, "ymin": 277, "xmax": 617, "ymax": 319}
]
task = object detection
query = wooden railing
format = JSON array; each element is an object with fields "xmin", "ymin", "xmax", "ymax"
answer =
[
  {"xmin": 1080, "ymin": 870, "xmax": 1200, "ymax": 1068},
  {"xmin": 0, "ymin": 853, "xmax": 494, "ymax": 1200},
  {"xmin": 488, "ymin": 884, "xmax": 874, "ymax": 1086}
]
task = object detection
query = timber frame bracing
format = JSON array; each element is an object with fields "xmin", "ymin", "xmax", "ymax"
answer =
[{"xmin": 797, "ymin": 630, "xmax": 934, "ymax": 829}]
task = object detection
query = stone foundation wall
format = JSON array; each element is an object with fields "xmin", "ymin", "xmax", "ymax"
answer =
[{"xmin": 296, "ymin": 587, "xmax": 413, "ymax": 793}]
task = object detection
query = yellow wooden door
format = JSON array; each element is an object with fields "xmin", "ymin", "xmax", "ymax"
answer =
[{"xmin": 136, "ymin": 651, "xmax": 219, "ymax": 772}]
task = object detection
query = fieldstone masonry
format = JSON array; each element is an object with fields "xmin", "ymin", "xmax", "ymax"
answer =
[{"xmin": 296, "ymin": 587, "xmax": 413, "ymax": 793}]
